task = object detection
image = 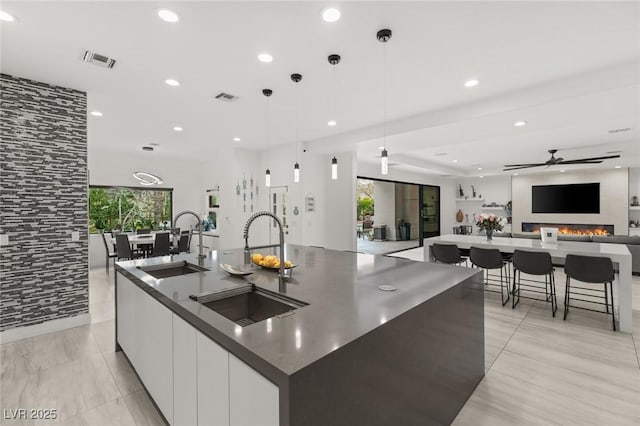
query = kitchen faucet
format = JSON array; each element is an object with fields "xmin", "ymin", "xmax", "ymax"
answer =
[
  {"xmin": 243, "ymin": 211, "xmax": 287, "ymax": 289},
  {"xmin": 173, "ymin": 210, "xmax": 205, "ymax": 263}
]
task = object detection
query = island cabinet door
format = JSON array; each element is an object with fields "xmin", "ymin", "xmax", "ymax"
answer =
[
  {"xmin": 116, "ymin": 275, "xmax": 137, "ymax": 364},
  {"xmin": 137, "ymin": 287, "xmax": 174, "ymax": 424},
  {"xmin": 197, "ymin": 332, "xmax": 229, "ymax": 426},
  {"xmin": 173, "ymin": 314, "xmax": 197, "ymax": 426},
  {"xmin": 229, "ymin": 354, "xmax": 279, "ymax": 426}
]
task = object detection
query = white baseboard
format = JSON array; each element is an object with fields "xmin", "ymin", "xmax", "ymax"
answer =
[{"xmin": 0, "ymin": 313, "xmax": 91, "ymax": 344}]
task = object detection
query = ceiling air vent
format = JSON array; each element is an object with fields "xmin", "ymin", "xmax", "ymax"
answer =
[
  {"xmin": 82, "ymin": 50, "xmax": 116, "ymax": 69},
  {"xmin": 214, "ymin": 92, "xmax": 239, "ymax": 102}
]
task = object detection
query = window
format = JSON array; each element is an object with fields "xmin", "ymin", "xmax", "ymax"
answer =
[{"xmin": 88, "ymin": 186, "xmax": 173, "ymax": 233}]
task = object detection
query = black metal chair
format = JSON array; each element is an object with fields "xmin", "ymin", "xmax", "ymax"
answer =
[
  {"xmin": 564, "ymin": 254, "xmax": 616, "ymax": 331},
  {"xmin": 115, "ymin": 234, "xmax": 142, "ymax": 261},
  {"xmin": 170, "ymin": 234, "xmax": 190, "ymax": 254},
  {"xmin": 470, "ymin": 247, "xmax": 510, "ymax": 306},
  {"xmin": 431, "ymin": 243, "xmax": 466, "ymax": 266},
  {"xmin": 151, "ymin": 232, "xmax": 171, "ymax": 257},
  {"xmin": 136, "ymin": 228, "xmax": 153, "ymax": 256},
  {"xmin": 512, "ymin": 250, "xmax": 557, "ymax": 316},
  {"xmin": 100, "ymin": 231, "xmax": 117, "ymax": 273}
]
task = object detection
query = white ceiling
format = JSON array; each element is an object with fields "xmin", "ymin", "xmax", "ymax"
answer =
[{"xmin": 1, "ymin": 1, "xmax": 639, "ymax": 176}]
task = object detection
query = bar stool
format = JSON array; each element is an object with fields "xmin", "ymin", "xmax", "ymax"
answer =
[
  {"xmin": 564, "ymin": 254, "xmax": 616, "ymax": 331},
  {"xmin": 470, "ymin": 247, "xmax": 510, "ymax": 306},
  {"xmin": 512, "ymin": 250, "xmax": 557, "ymax": 316},
  {"xmin": 431, "ymin": 243, "xmax": 467, "ymax": 266}
]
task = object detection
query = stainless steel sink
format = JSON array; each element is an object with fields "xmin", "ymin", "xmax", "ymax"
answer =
[
  {"xmin": 193, "ymin": 286, "xmax": 308, "ymax": 327},
  {"xmin": 138, "ymin": 261, "xmax": 209, "ymax": 279}
]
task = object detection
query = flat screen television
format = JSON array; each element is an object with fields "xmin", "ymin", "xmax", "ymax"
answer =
[{"xmin": 531, "ymin": 183, "xmax": 600, "ymax": 214}]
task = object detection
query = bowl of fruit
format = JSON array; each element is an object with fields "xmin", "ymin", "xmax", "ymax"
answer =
[{"xmin": 251, "ymin": 253, "xmax": 295, "ymax": 270}]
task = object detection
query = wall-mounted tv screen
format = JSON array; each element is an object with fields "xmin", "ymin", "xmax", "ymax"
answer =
[{"xmin": 532, "ymin": 183, "xmax": 600, "ymax": 214}]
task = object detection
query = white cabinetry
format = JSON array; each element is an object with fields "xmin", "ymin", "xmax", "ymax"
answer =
[
  {"xmin": 229, "ymin": 354, "xmax": 279, "ymax": 426},
  {"xmin": 173, "ymin": 315, "xmax": 198, "ymax": 426},
  {"xmin": 117, "ymin": 276, "xmax": 173, "ymax": 423},
  {"xmin": 197, "ymin": 332, "xmax": 230, "ymax": 426},
  {"xmin": 117, "ymin": 274, "xmax": 279, "ymax": 426}
]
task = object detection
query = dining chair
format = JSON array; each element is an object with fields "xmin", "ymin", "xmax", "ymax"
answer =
[
  {"xmin": 512, "ymin": 249, "xmax": 557, "ymax": 316},
  {"xmin": 136, "ymin": 228, "xmax": 153, "ymax": 256},
  {"xmin": 170, "ymin": 234, "xmax": 190, "ymax": 254},
  {"xmin": 470, "ymin": 246, "xmax": 510, "ymax": 306},
  {"xmin": 564, "ymin": 254, "xmax": 616, "ymax": 331},
  {"xmin": 115, "ymin": 234, "xmax": 142, "ymax": 261},
  {"xmin": 101, "ymin": 231, "xmax": 117, "ymax": 273},
  {"xmin": 431, "ymin": 243, "xmax": 467, "ymax": 266},
  {"xmin": 151, "ymin": 232, "xmax": 171, "ymax": 257}
]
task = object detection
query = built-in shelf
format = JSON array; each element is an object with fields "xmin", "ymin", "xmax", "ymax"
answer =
[
  {"xmin": 455, "ymin": 198, "xmax": 484, "ymax": 202},
  {"xmin": 481, "ymin": 207, "xmax": 505, "ymax": 211},
  {"xmin": 630, "ymin": 206, "xmax": 640, "ymax": 211}
]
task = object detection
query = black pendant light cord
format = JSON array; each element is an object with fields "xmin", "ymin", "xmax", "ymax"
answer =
[{"xmin": 383, "ymin": 39, "xmax": 387, "ymax": 149}]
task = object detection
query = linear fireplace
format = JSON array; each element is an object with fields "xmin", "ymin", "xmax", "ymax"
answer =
[{"xmin": 522, "ymin": 222, "xmax": 614, "ymax": 236}]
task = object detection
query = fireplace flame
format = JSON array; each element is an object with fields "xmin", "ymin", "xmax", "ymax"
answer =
[{"xmin": 533, "ymin": 227, "xmax": 610, "ymax": 236}]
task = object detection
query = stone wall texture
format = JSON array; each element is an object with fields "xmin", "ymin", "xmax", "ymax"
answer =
[{"xmin": 0, "ymin": 73, "xmax": 88, "ymax": 331}]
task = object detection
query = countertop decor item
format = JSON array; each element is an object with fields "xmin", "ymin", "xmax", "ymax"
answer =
[
  {"xmin": 456, "ymin": 209, "xmax": 464, "ymax": 223},
  {"xmin": 219, "ymin": 263, "xmax": 253, "ymax": 276},
  {"xmin": 474, "ymin": 212, "xmax": 504, "ymax": 241}
]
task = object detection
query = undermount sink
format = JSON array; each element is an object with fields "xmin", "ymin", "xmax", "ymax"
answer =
[
  {"xmin": 138, "ymin": 261, "xmax": 209, "ymax": 279},
  {"xmin": 194, "ymin": 286, "xmax": 308, "ymax": 327}
]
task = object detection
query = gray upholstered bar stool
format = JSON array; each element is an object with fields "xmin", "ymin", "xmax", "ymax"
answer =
[
  {"xmin": 431, "ymin": 243, "xmax": 467, "ymax": 266},
  {"xmin": 563, "ymin": 254, "xmax": 616, "ymax": 331},
  {"xmin": 470, "ymin": 247, "xmax": 510, "ymax": 306},
  {"xmin": 512, "ymin": 249, "xmax": 557, "ymax": 316}
]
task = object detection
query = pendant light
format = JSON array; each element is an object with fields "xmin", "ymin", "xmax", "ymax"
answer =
[
  {"xmin": 263, "ymin": 88, "xmax": 273, "ymax": 187},
  {"xmin": 291, "ymin": 73, "xmax": 302, "ymax": 183},
  {"xmin": 328, "ymin": 54, "xmax": 341, "ymax": 180},
  {"xmin": 377, "ymin": 28, "xmax": 392, "ymax": 175}
]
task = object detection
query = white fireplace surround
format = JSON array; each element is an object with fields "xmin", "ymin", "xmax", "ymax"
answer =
[{"xmin": 512, "ymin": 168, "xmax": 629, "ymax": 236}]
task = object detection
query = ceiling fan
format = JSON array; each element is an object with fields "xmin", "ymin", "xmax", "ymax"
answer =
[{"xmin": 503, "ymin": 149, "xmax": 621, "ymax": 171}]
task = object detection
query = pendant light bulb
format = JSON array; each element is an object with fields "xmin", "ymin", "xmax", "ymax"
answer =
[
  {"xmin": 265, "ymin": 168, "xmax": 271, "ymax": 187},
  {"xmin": 381, "ymin": 149, "xmax": 389, "ymax": 175},
  {"xmin": 294, "ymin": 163, "xmax": 300, "ymax": 183},
  {"xmin": 331, "ymin": 157, "xmax": 338, "ymax": 180}
]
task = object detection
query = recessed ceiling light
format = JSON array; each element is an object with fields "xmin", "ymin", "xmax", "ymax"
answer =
[
  {"xmin": 514, "ymin": 121, "xmax": 527, "ymax": 127},
  {"xmin": 513, "ymin": 173, "xmax": 519, "ymax": 176},
  {"xmin": 452, "ymin": 159, "xmax": 458, "ymax": 163},
  {"xmin": 477, "ymin": 167, "xmax": 483, "ymax": 171},
  {"xmin": 322, "ymin": 8, "xmax": 341, "ymax": 22},
  {"xmin": 327, "ymin": 120, "xmax": 337, "ymax": 127},
  {"xmin": 464, "ymin": 79, "xmax": 479, "ymax": 88},
  {"xmin": 378, "ymin": 146, "xmax": 385, "ymax": 150},
  {"xmin": 165, "ymin": 79, "xmax": 180, "ymax": 87},
  {"xmin": 258, "ymin": 53, "xmax": 273, "ymax": 63},
  {"xmin": 233, "ymin": 137, "xmax": 241, "ymax": 142},
  {"xmin": 560, "ymin": 170, "xmax": 566, "ymax": 173},
  {"xmin": 479, "ymin": 175, "xmax": 484, "ymax": 178},
  {"xmin": 89, "ymin": 111, "xmax": 103, "ymax": 117},
  {"xmin": 158, "ymin": 9, "xmax": 179, "ymax": 23},
  {"xmin": 615, "ymin": 165, "xmax": 622, "ymax": 169},
  {"xmin": 0, "ymin": 10, "xmax": 16, "ymax": 22},
  {"xmin": 173, "ymin": 126, "xmax": 183, "ymax": 132}
]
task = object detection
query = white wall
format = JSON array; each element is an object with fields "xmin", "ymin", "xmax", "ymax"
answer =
[{"xmin": 512, "ymin": 168, "xmax": 629, "ymax": 235}]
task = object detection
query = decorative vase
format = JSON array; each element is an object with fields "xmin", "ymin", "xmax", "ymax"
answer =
[
  {"xmin": 456, "ymin": 209, "xmax": 464, "ymax": 223},
  {"xmin": 458, "ymin": 184, "xmax": 464, "ymax": 198},
  {"xmin": 486, "ymin": 229, "xmax": 493, "ymax": 241}
]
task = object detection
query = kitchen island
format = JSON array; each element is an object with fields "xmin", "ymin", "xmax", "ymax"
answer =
[{"xmin": 115, "ymin": 245, "xmax": 484, "ymax": 426}]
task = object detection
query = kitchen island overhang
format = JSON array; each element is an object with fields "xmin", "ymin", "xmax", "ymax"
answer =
[{"xmin": 115, "ymin": 245, "xmax": 484, "ymax": 426}]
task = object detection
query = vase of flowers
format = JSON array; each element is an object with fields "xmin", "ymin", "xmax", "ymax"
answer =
[{"xmin": 475, "ymin": 213, "xmax": 503, "ymax": 241}]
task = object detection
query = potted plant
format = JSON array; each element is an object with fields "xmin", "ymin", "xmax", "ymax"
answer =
[{"xmin": 474, "ymin": 213, "xmax": 504, "ymax": 240}]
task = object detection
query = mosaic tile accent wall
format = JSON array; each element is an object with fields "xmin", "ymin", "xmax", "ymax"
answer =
[{"xmin": 0, "ymin": 73, "xmax": 88, "ymax": 332}]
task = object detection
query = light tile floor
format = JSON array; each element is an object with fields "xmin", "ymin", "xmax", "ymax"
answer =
[
  {"xmin": 1, "ymin": 261, "xmax": 639, "ymax": 425},
  {"xmin": 356, "ymin": 238, "xmax": 419, "ymax": 255}
]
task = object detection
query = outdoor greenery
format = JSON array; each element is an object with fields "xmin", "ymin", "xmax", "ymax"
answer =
[
  {"xmin": 356, "ymin": 179, "xmax": 375, "ymax": 219},
  {"xmin": 357, "ymin": 197, "xmax": 375, "ymax": 218},
  {"xmin": 89, "ymin": 187, "xmax": 172, "ymax": 233}
]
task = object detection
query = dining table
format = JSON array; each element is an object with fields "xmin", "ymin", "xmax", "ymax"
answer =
[
  {"xmin": 112, "ymin": 231, "xmax": 179, "ymax": 246},
  {"xmin": 424, "ymin": 234, "xmax": 633, "ymax": 333}
]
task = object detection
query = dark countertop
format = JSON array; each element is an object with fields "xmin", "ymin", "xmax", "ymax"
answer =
[{"xmin": 115, "ymin": 245, "xmax": 480, "ymax": 381}]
